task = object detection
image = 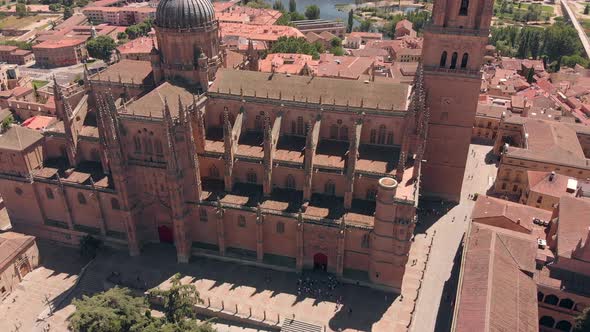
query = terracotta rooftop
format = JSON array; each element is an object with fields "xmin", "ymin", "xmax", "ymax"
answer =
[
  {"xmin": 209, "ymin": 69, "xmax": 410, "ymax": 111},
  {"xmin": 22, "ymin": 115, "xmax": 56, "ymax": 130},
  {"xmin": 476, "ymin": 104, "xmax": 507, "ymax": 119},
  {"xmin": 471, "ymin": 195, "xmax": 552, "ymax": 234},
  {"xmin": 526, "ymin": 170, "xmax": 578, "ymax": 199},
  {"xmin": 90, "ymin": 59, "xmax": 153, "ymax": 85},
  {"xmin": 453, "ymin": 223, "xmax": 538, "ymax": 332},
  {"xmin": 395, "ymin": 19, "xmax": 413, "ymax": 30},
  {"xmin": 258, "ymin": 53, "xmax": 315, "ymax": 75},
  {"xmin": 117, "ymin": 36, "xmax": 154, "ymax": 55},
  {"xmin": 220, "ymin": 22, "xmax": 304, "ymax": 42},
  {"xmin": 556, "ymin": 196, "xmax": 590, "ymax": 260},
  {"xmin": 123, "ymin": 82, "xmax": 194, "ymax": 118},
  {"xmin": 348, "ymin": 32, "xmax": 382, "ymax": 39},
  {"xmin": 504, "ymin": 118, "xmax": 590, "ymax": 169},
  {"xmin": 33, "ymin": 37, "xmax": 87, "ymax": 50},
  {"xmin": 0, "ymin": 232, "xmax": 35, "ymax": 268},
  {"xmin": 0, "ymin": 125, "xmax": 43, "ymax": 151},
  {"xmin": 315, "ymin": 54, "xmax": 374, "ymax": 80}
]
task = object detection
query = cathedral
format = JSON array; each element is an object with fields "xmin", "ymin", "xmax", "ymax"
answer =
[{"xmin": 0, "ymin": 0, "xmax": 491, "ymax": 291}]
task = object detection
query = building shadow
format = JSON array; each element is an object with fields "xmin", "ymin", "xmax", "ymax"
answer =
[
  {"xmin": 46, "ymin": 242, "xmax": 394, "ymax": 331},
  {"xmin": 433, "ymin": 235, "xmax": 464, "ymax": 332},
  {"xmin": 414, "ymin": 199, "xmax": 459, "ymax": 235}
]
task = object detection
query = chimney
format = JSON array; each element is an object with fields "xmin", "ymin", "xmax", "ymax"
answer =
[
  {"xmin": 517, "ymin": 218, "xmax": 521, "ymax": 225},
  {"xmin": 549, "ymin": 171, "xmax": 556, "ymax": 182}
]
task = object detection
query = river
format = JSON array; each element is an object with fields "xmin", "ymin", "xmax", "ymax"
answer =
[{"xmin": 273, "ymin": 0, "xmax": 419, "ymax": 22}]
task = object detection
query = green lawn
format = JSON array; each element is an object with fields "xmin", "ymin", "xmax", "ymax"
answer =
[
  {"xmin": 581, "ymin": 18, "xmax": 590, "ymax": 35},
  {"xmin": 32, "ymin": 80, "xmax": 48, "ymax": 89}
]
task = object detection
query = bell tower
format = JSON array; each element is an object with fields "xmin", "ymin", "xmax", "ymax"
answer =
[{"xmin": 420, "ymin": 0, "xmax": 493, "ymax": 202}]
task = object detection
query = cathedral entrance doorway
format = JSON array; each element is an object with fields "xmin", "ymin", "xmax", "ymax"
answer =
[
  {"xmin": 158, "ymin": 225, "xmax": 174, "ymax": 244},
  {"xmin": 313, "ymin": 253, "xmax": 328, "ymax": 271}
]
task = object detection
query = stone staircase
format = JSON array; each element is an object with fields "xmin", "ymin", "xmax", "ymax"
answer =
[{"xmin": 281, "ymin": 318, "xmax": 322, "ymax": 332}]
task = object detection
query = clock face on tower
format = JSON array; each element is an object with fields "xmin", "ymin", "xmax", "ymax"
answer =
[{"xmin": 441, "ymin": 97, "xmax": 453, "ymax": 106}]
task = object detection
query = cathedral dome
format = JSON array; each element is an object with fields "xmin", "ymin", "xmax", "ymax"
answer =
[{"xmin": 155, "ymin": 0, "xmax": 215, "ymax": 29}]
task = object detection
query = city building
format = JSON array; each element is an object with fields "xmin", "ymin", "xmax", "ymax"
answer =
[
  {"xmin": 83, "ymin": 6, "xmax": 156, "ymax": 26},
  {"xmin": 0, "ymin": 46, "xmax": 34, "ymax": 65},
  {"xmin": 492, "ymin": 116, "xmax": 590, "ymax": 197},
  {"xmin": 0, "ymin": 232, "xmax": 39, "ymax": 301},
  {"xmin": 519, "ymin": 171, "xmax": 579, "ymax": 210},
  {"xmin": 395, "ymin": 19, "xmax": 416, "ymax": 39},
  {"xmin": 0, "ymin": 0, "xmax": 492, "ymax": 292},
  {"xmin": 291, "ymin": 20, "xmax": 346, "ymax": 38},
  {"xmin": 32, "ymin": 38, "xmax": 88, "ymax": 68},
  {"xmin": 117, "ymin": 36, "xmax": 155, "ymax": 61}
]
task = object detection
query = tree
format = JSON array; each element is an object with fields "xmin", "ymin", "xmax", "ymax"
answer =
[
  {"xmin": 288, "ymin": 0, "xmax": 296, "ymax": 13},
  {"xmin": 347, "ymin": 9, "xmax": 354, "ymax": 33},
  {"xmin": 359, "ymin": 19, "xmax": 372, "ymax": 32},
  {"xmin": 48, "ymin": 3, "xmax": 60, "ymax": 11},
  {"xmin": 246, "ymin": 0, "xmax": 270, "ymax": 9},
  {"xmin": 149, "ymin": 273, "xmax": 203, "ymax": 324},
  {"xmin": 330, "ymin": 37, "xmax": 342, "ymax": 48},
  {"xmin": 574, "ymin": 307, "xmax": 590, "ymax": 332},
  {"xmin": 304, "ymin": 4, "xmax": 320, "ymax": 20},
  {"xmin": 331, "ymin": 46, "xmax": 344, "ymax": 56},
  {"xmin": 15, "ymin": 3, "xmax": 27, "ymax": 17},
  {"xmin": 86, "ymin": 35, "xmax": 116, "ymax": 62},
  {"xmin": 272, "ymin": 0, "xmax": 284, "ymax": 11},
  {"xmin": 525, "ymin": 67, "xmax": 535, "ymax": 83},
  {"xmin": 117, "ymin": 31, "xmax": 128, "ymax": 40},
  {"xmin": 269, "ymin": 36, "xmax": 323, "ymax": 59},
  {"xmin": 69, "ymin": 288, "xmax": 150, "ymax": 332},
  {"xmin": 79, "ymin": 235, "xmax": 102, "ymax": 259},
  {"xmin": 1, "ymin": 114, "xmax": 13, "ymax": 133},
  {"xmin": 63, "ymin": 5, "xmax": 73, "ymax": 19},
  {"xmin": 585, "ymin": 4, "xmax": 590, "ymax": 15}
]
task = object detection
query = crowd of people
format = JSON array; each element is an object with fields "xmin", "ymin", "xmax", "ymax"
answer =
[{"xmin": 297, "ymin": 274, "xmax": 341, "ymax": 302}]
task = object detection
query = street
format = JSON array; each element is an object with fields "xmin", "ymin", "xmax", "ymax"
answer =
[{"xmin": 410, "ymin": 144, "xmax": 498, "ymax": 332}]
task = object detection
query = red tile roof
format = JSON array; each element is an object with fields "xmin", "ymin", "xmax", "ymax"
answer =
[
  {"xmin": 556, "ymin": 196, "xmax": 590, "ymax": 260},
  {"xmin": 33, "ymin": 38, "xmax": 86, "ymax": 50},
  {"xmin": 454, "ymin": 223, "xmax": 538, "ymax": 332},
  {"xmin": 471, "ymin": 195, "xmax": 552, "ymax": 234}
]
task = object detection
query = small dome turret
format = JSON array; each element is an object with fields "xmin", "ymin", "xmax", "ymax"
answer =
[{"xmin": 155, "ymin": 0, "xmax": 215, "ymax": 29}]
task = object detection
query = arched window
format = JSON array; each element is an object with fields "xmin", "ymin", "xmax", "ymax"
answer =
[
  {"xmin": 155, "ymin": 139, "xmax": 163, "ymax": 155},
  {"xmin": 46, "ymin": 187, "xmax": 54, "ymax": 199},
  {"xmin": 340, "ymin": 126, "xmax": 348, "ymax": 141},
  {"xmin": 366, "ymin": 187, "xmax": 377, "ymax": 200},
  {"xmin": 539, "ymin": 316, "xmax": 555, "ymax": 328},
  {"xmin": 247, "ymin": 171, "xmax": 257, "ymax": 184},
  {"xmin": 378, "ymin": 125, "xmax": 386, "ymax": 144},
  {"xmin": 77, "ymin": 192, "xmax": 87, "ymax": 205},
  {"xmin": 558, "ymin": 298, "xmax": 575, "ymax": 310},
  {"xmin": 324, "ymin": 180, "xmax": 336, "ymax": 195},
  {"xmin": 439, "ymin": 51, "xmax": 447, "ymax": 67},
  {"xmin": 286, "ymin": 174, "xmax": 296, "ymax": 189},
  {"xmin": 209, "ymin": 165, "xmax": 219, "ymax": 178},
  {"xmin": 544, "ymin": 294, "xmax": 559, "ymax": 305},
  {"xmin": 199, "ymin": 208, "xmax": 207, "ymax": 222},
  {"xmin": 450, "ymin": 52, "xmax": 458, "ymax": 69},
  {"xmin": 143, "ymin": 138, "xmax": 153, "ymax": 155},
  {"xmin": 370, "ymin": 129, "xmax": 377, "ymax": 143},
  {"xmin": 386, "ymin": 132, "xmax": 394, "ymax": 145},
  {"xmin": 555, "ymin": 320, "xmax": 572, "ymax": 331},
  {"xmin": 297, "ymin": 116, "xmax": 304, "ymax": 135},
  {"xmin": 111, "ymin": 198, "xmax": 120, "ymax": 210},
  {"xmin": 461, "ymin": 53, "xmax": 469, "ymax": 69},
  {"xmin": 537, "ymin": 291, "xmax": 544, "ymax": 302},
  {"xmin": 361, "ymin": 234, "xmax": 370, "ymax": 248},
  {"xmin": 459, "ymin": 0, "xmax": 469, "ymax": 16},
  {"xmin": 330, "ymin": 124, "xmax": 339, "ymax": 139},
  {"xmin": 276, "ymin": 221, "xmax": 285, "ymax": 234},
  {"xmin": 133, "ymin": 136, "xmax": 141, "ymax": 152},
  {"xmin": 238, "ymin": 215, "xmax": 246, "ymax": 227}
]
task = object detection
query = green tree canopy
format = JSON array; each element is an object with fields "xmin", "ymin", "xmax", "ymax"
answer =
[
  {"xmin": 15, "ymin": 3, "xmax": 27, "ymax": 17},
  {"xmin": 272, "ymin": 0, "xmax": 284, "ymax": 11},
  {"xmin": 63, "ymin": 5, "xmax": 73, "ymax": 19},
  {"xmin": 304, "ymin": 4, "xmax": 320, "ymax": 20},
  {"xmin": 86, "ymin": 35, "xmax": 116, "ymax": 62},
  {"xmin": 269, "ymin": 36, "xmax": 323, "ymax": 59},
  {"xmin": 585, "ymin": 4, "xmax": 590, "ymax": 15},
  {"xmin": 69, "ymin": 287, "xmax": 150, "ymax": 332},
  {"xmin": 288, "ymin": 0, "xmax": 296, "ymax": 13},
  {"xmin": 359, "ymin": 19, "xmax": 372, "ymax": 32},
  {"xmin": 347, "ymin": 9, "xmax": 354, "ymax": 33},
  {"xmin": 148, "ymin": 273, "xmax": 203, "ymax": 324}
]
